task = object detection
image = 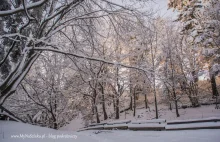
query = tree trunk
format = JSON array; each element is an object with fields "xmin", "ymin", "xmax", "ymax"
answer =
[
  {"xmin": 130, "ymin": 96, "xmax": 133, "ymax": 111},
  {"xmin": 51, "ymin": 113, "xmax": 58, "ymax": 129},
  {"xmin": 169, "ymin": 102, "xmax": 172, "ymax": 111},
  {"xmin": 92, "ymin": 101, "xmax": 95, "ymax": 114},
  {"xmin": 133, "ymin": 88, "xmax": 136, "ymax": 117},
  {"xmin": 113, "ymin": 95, "xmax": 116, "ymax": 111},
  {"xmin": 130, "ymin": 86, "xmax": 133, "ymax": 110},
  {"xmin": 174, "ymin": 99, "xmax": 179, "ymax": 117},
  {"xmin": 53, "ymin": 120, "xmax": 58, "ymax": 129},
  {"xmin": 210, "ymin": 73, "xmax": 219, "ymax": 97},
  {"xmin": 173, "ymin": 89, "xmax": 180, "ymax": 117},
  {"xmin": 93, "ymin": 90, "xmax": 100, "ymax": 123},
  {"xmin": 189, "ymin": 95, "xmax": 199, "ymax": 107},
  {"xmin": 144, "ymin": 93, "xmax": 148, "ymax": 109},
  {"xmin": 94, "ymin": 105, "xmax": 100, "ymax": 123},
  {"xmin": 102, "ymin": 94, "xmax": 108, "ymax": 120},
  {"xmin": 154, "ymin": 93, "xmax": 158, "ymax": 119},
  {"xmin": 168, "ymin": 90, "xmax": 172, "ymax": 110},
  {"xmin": 115, "ymin": 67, "xmax": 120, "ymax": 119},
  {"xmin": 115, "ymin": 95, "xmax": 119, "ymax": 119},
  {"xmin": 100, "ymin": 84, "xmax": 107, "ymax": 120},
  {"xmin": 54, "ymin": 91, "xmax": 57, "ymax": 129},
  {"xmin": 153, "ymin": 82, "xmax": 158, "ymax": 118},
  {"xmin": 215, "ymin": 96, "xmax": 219, "ymax": 109},
  {"xmin": 188, "ymin": 82, "xmax": 200, "ymax": 107}
]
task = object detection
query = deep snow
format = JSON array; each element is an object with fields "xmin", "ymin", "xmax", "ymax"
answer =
[{"xmin": 1, "ymin": 121, "xmax": 220, "ymax": 142}]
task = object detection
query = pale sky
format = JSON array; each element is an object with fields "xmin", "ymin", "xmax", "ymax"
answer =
[
  {"xmin": 111, "ymin": 0, "xmax": 177, "ymax": 18},
  {"xmin": 150, "ymin": 0, "xmax": 177, "ymax": 18}
]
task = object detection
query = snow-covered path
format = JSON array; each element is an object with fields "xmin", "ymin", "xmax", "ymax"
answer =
[
  {"xmin": 82, "ymin": 130, "xmax": 220, "ymax": 142},
  {"xmin": 1, "ymin": 121, "xmax": 220, "ymax": 142}
]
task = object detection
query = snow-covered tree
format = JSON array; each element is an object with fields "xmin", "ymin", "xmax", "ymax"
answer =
[
  {"xmin": 0, "ymin": 0, "xmax": 149, "ymax": 105},
  {"xmin": 168, "ymin": 0, "xmax": 220, "ymax": 47},
  {"xmin": 168, "ymin": 0, "xmax": 220, "ymax": 106}
]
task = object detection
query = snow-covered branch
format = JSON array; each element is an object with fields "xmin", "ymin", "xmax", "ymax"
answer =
[
  {"xmin": 0, "ymin": 0, "xmax": 48, "ymax": 16},
  {"xmin": 32, "ymin": 47, "xmax": 151, "ymax": 74}
]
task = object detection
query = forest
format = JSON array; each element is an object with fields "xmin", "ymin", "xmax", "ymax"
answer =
[{"xmin": 0, "ymin": 0, "xmax": 219, "ymax": 130}]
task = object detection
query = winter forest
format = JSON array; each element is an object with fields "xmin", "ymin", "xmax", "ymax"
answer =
[{"xmin": 0, "ymin": 0, "xmax": 220, "ymax": 132}]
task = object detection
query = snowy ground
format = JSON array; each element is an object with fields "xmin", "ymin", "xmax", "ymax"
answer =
[
  {"xmin": 1, "ymin": 121, "xmax": 220, "ymax": 142},
  {"xmin": 82, "ymin": 130, "xmax": 220, "ymax": 142},
  {"xmin": 61, "ymin": 105, "xmax": 220, "ymax": 131},
  {"xmin": 120, "ymin": 104, "xmax": 220, "ymax": 120}
]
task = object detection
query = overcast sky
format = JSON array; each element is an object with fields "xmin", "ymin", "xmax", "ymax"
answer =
[
  {"xmin": 111, "ymin": 0, "xmax": 177, "ymax": 18},
  {"xmin": 150, "ymin": 0, "xmax": 177, "ymax": 17}
]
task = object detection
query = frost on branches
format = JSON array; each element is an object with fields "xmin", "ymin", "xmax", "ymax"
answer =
[
  {"xmin": 168, "ymin": 0, "xmax": 220, "ymax": 48},
  {"xmin": 0, "ymin": 0, "xmax": 148, "ymax": 105}
]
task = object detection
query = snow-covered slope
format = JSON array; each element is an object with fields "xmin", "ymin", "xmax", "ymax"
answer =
[
  {"xmin": 62, "ymin": 105, "xmax": 220, "ymax": 131},
  {"xmin": 59, "ymin": 117, "xmax": 84, "ymax": 131}
]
